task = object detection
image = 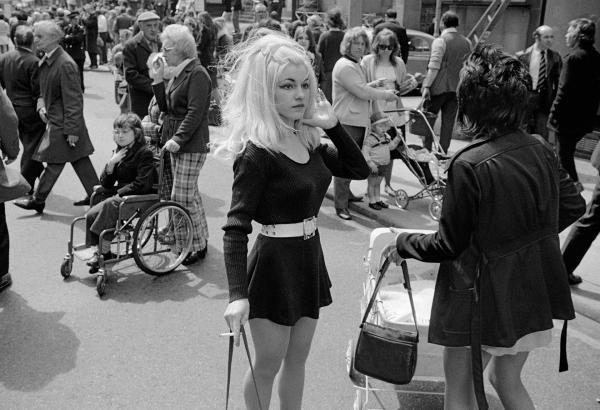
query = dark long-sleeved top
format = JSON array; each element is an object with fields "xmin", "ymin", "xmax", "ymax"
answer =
[
  {"xmin": 223, "ymin": 123, "xmax": 369, "ymax": 301},
  {"xmin": 99, "ymin": 140, "xmax": 156, "ymax": 197},
  {"xmin": 0, "ymin": 47, "xmax": 40, "ymax": 107}
]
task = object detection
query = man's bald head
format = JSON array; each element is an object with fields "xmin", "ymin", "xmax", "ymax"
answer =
[{"xmin": 533, "ymin": 25, "xmax": 554, "ymax": 50}]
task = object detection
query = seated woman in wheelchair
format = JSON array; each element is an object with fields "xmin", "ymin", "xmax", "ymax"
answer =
[{"xmin": 86, "ymin": 113, "xmax": 156, "ymax": 272}]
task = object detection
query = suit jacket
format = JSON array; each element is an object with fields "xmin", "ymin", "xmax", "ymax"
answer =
[
  {"xmin": 33, "ymin": 47, "xmax": 94, "ymax": 163},
  {"xmin": 373, "ymin": 20, "xmax": 409, "ymax": 64},
  {"xmin": 62, "ymin": 23, "xmax": 86, "ymax": 61},
  {"xmin": 0, "ymin": 47, "xmax": 40, "ymax": 107},
  {"xmin": 516, "ymin": 46, "xmax": 561, "ymax": 112},
  {"xmin": 99, "ymin": 140, "xmax": 156, "ymax": 196},
  {"xmin": 152, "ymin": 59, "xmax": 211, "ymax": 153},
  {"xmin": 124, "ymin": 32, "xmax": 161, "ymax": 118},
  {"xmin": 549, "ymin": 45, "xmax": 600, "ymax": 135}
]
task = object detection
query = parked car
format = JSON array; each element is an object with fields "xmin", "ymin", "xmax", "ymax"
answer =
[{"xmin": 406, "ymin": 29, "xmax": 435, "ymax": 91}]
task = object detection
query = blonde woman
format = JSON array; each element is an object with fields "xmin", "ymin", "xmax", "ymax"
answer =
[{"xmin": 218, "ymin": 32, "xmax": 369, "ymax": 410}]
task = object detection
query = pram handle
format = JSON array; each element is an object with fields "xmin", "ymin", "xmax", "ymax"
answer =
[{"xmin": 360, "ymin": 257, "xmax": 419, "ymax": 335}]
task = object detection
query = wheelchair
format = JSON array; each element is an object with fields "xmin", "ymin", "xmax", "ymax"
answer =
[{"xmin": 60, "ymin": 149, "xmax": 194, "ymax": 296}]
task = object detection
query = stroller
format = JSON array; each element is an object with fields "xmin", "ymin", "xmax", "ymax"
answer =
[
  {"xmin": 383, "ymin": 108, "xmax": 450, "ymax": 221},
  {"xmin": 347, "ymin": 228, "xmax": 444, "ymax": 410}
]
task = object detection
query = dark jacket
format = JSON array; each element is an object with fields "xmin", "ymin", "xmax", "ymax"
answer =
[
  {"xmin": 373, "ymin": 20, "xmax": 409, "ymax": 64},
  {"xmin": 123, "ymin": 32, "xmax": 161, "ymax": 118},
  {"xmin": 395, "ymin": 130, "xmax": 584, "ymax": 347},
  {"xmin": 62, "ymin": 23, "xmax": 86, "ymax": 61},
  {"xmin": 516, "ymin": 46, "xmax": 562, "ymax": 112},
  {"xmin": 33, "ymin": 47, "xmax": 94, "ymax": 163},
  {"xmin": 0, "ymin": 47, "xmax": 40, "ymax": 107},
  {"xmin": 83, "ymin": 13, "xmax": 98, "ymax": 54},
  {"xmin": 99, "ymin": 140, "xmax": 156, "ymax": 196},
  {"xmin": 152, "ymin": 59, "xmax": 211, "ymax": 153},
  {"xmin": 549, "ymin": 44, "xmax": 600, "ymax": 135},
  {"xmin": 0, "ymin": 87, "xmax": 19, "ymax": 162}
]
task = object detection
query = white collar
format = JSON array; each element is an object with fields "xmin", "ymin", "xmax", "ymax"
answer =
[
  {"xmin": 172, "ymin": 58, "xmax": 194, "ymax": 79},
  {"xmin": 441, "ymin": 27, "xmax": 458, "ymax": 36}
]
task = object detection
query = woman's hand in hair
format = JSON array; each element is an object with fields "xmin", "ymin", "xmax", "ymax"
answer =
[
  {"xmin": 301, "ymin": 88, "xmax": 338, "ymax": 130},
  {"xmin": 224, "ymin": 298, "xmax": 250, "ymax": 347}
]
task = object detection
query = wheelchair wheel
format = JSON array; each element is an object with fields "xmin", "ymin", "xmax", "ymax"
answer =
[
  {"xmin": 429, "ymin": 200, "xmax": 442, "ymax": 221},
  {"xmin": 96, "ymin": 271, "xmax": 107, "ymax": 296},
  {"xmin": 60, "ymin": 257, "xmax": 72, "ymax": 278},
  {"xmin": 132, "ymin": 201, "xmax": 193, "ymax": 276}
]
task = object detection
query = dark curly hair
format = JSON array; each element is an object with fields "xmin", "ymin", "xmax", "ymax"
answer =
[{"xmin": 457, "ymin": 43, "xmax": 531, "ymax": 139}]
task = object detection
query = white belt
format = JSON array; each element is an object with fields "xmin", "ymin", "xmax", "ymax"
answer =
[{"xmin": 260, "ymin": 217, "xmax": 317, "ymax": 240}]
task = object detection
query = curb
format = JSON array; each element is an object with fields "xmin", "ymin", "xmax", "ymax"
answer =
[{"xmin": 325, "ymin": 189, "xmax": 600, "ymax": 326}]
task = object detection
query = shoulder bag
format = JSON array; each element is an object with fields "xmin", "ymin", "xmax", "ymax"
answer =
[
  {"xmin": 0, "ymin": 161, "xmax": 31, "ymax": 204},
  {"xmin": 225, "ymin": 326, "xmax": 263, "ymax": 410},
  {"xmin": 354, "ymin": 257, "xmax": 419, "ymax": 385}
]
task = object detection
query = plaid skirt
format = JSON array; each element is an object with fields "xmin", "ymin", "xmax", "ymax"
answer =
[{"xmin": 160, "ymin": 117, "xmax": 209, "ymax": 252}]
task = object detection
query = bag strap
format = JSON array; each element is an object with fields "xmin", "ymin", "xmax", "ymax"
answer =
[
  {"xmin": 226, "ymin": 326, "xmax": 263, "ymax": 410},
  {"xmin": 360, "ymin": 258, "xmax": 419, "ymax": 335}
]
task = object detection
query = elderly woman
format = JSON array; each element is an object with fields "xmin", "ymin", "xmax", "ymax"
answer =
[
  {"xmin": 386, "ymin": 44, "xmax": 585, "ymax": 410},
  {"xmin": 150, "ymin": 24, "xmax": 211, "ymax": 265},
  {"xmin": 331, "ymin": 27, "xmax": 398, "ymax": 220},
  {"xmin": 361, "ymin": 28, "xmax": 432, "ymax": 191}
]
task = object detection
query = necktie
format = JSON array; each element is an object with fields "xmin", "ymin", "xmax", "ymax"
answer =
[{"xmin": 538, "ymin": 50, "xmax": 546, "ymax": 91}]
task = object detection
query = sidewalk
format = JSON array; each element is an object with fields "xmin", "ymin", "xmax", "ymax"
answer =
[{"xmin": 324, "ymin": 97, "xmax": 600, "ymax": 325}]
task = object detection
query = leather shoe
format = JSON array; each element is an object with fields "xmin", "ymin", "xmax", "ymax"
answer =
[
  {"xmin": 336, "ymin": 208, "xmax": 352, "ymax": 220},
  {"xmin": 182, "ymin": 251, "xmax": 200, "ymax": 266},
  {"xmin": 73, "ymin": 196, "xmax": 91, "ymax": 206},
  {"xmin": 14, "ymin": 198, "xmax": 45, "ymax": 213},
  {"xmin": 368, "ymin": 202, "xmax": 382, "ymax": 210},
  {"xmin": 349, "ymin": 194, "xmax": 363, "ymax": 202},
  {"xmin": 376, "ymin": 201, "xmax": 389, "ymax": 209},
  {"xmin": 568, "ymin": 273, "xmax": 582, "ymax": 285}
]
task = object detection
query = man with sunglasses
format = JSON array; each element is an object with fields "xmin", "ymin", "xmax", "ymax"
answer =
[{"xmin": 123, "ymin": 11, "xmax": 161, "ymax": 118}]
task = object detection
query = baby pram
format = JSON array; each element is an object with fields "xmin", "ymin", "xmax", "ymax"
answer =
[
  {"xmin": 383, "ymin": 108, "xmax": 450, "ymax": 221},
  {"xmin": 347, "ymin": 228, "xmax": 444, "ymax": 410}
]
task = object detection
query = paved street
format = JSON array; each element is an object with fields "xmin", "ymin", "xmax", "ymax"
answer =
[{"xmin": 1, "ymin": 70, "xmax": 600, "ymax": 409}]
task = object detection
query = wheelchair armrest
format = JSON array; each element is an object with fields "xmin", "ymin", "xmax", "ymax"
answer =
[{"xmin": 120, "ymin": 194, "xmax": 160, "ymax": 204}]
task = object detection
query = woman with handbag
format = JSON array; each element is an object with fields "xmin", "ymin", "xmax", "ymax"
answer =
[
  {"xmin": 0, "ymin": 86, "xmax": 24, "ymax": 292},
  {"xmin": 385, "ymin": 44, "xmax": 585, "ymax": 410},
  {"xmin": 218, "ymin": 33, "xmax": 369, "ymax": 410}
]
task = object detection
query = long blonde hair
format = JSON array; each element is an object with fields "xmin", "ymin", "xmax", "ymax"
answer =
[{"xmin": 213, "ymin": 32, "xmax": 321, "ymax": 158}]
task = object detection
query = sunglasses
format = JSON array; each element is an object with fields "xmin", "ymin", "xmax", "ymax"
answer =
[{"xmin": 378, "ymin": 44, "xmax": 393, "ymax": 51}]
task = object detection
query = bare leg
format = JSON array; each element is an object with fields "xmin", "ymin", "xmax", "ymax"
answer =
[
  {"xmin": 367, "ymin": 178, "xmax": 377, "ymax": 203},
  {"xmin": 374, "ymin": 176, "xmax": 383, "ymax": 202},
  {"xmin": 443, "ymin": 347, "xmax": 492, "ymax": 410},
  {"xmin": 245, "ymin": 318, "xmax": 290, "ymax": 410},
  {"xmin": 277, "ymin": 317, "xmax": 318, "ymax": 410},
  {"xmin": 487, "ymin": 352, "xmax": 534, "ymax": 410}
]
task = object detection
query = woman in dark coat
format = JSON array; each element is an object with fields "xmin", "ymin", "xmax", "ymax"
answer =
[
  {"xmin": 386, "ymin": 44, "xmax": 585, "ymax": 409},
  {"xmin": 86, "ymin": 113, "xmax": 155, "ymax": 270},
  {"xmin": 150, "ymin": 24, "xmax": 211, "ymax": 265}
]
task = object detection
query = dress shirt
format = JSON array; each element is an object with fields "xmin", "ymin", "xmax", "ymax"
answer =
[{"xmin": 529, "ymin": 45, "xmax": 544, "ymax": 90}]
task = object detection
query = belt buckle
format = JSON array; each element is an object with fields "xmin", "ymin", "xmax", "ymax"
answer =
[
  {"xmin": 263, "ymin": 224, "xmax": 277, "ymax": 236},
  {"xmin": 303, "ymin": 217, "xmax": 316, "ymax": 240}
]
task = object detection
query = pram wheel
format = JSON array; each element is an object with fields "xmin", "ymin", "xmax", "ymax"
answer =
[
  {"xmin": 96, "ymin": 271, "xmax": 107, "ymax": 296},
  {"xmin": 132, "ymin": 201, "xmax": 194, "ymax": 276},
  {"xmin": 429, "ymin": 200, "xmax": 442, "ymax": 221},
  {"xmin": 60, "ymin": 257, "xmax": 72, "ymax": 278},
  {"xmin": 394, "ymin": 189, "xmax": 409, "ymax": 209}
]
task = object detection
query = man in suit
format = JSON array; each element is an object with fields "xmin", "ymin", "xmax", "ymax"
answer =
[
  {"xmin": 516, "ymin": 25, "xmax": 562, "ymax": 140},
  {"xmin": 421, "ymin": 11, "xmax": 472, "ymax": 153},
  {"xmin": 373, "ymin": 9, "xmax": 409, "ymax": 64},
  {"xmin": 62, "ymin": 11, "xmax": 86, "ymax": 92},
  {"xmin": 14, "ymin": 21, "xmax": 99, "ymax": 213},
  {"xmin": 0, "ymin": 26, "xmax": 46, "ymax": 195},
  {"xmin": 549, "ymin": 18, "xmax": 600, "ymax": 189},
  {"xmin": 82, "ymin": 5, "xmax": 99, "ymax": 69},
  {"xmin": 123, "ymin": 11, "xmax": 160, "ymax": 119}
]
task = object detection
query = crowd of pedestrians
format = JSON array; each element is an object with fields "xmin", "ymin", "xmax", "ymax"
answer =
[{"xmin": 0, "ymin": 2, "xmax": 599, "ymax": 410}]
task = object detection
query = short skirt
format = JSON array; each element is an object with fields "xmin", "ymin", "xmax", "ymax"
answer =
[{"xmin": 247, "ymin": 231, "xmax": 333, "ymax": 326}]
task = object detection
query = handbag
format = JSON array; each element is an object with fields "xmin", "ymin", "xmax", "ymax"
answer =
[
  {"xmin": 409, "ymin": 99, "xmax": 437, "ymax": 138},
  {"xmin": 354, "ymin": 257, "xmax": 419, "ymax": 385},
  {"xmin": 0, "ymin": 161, "xmax": 31, "ymax": 203},
  {"xmin": 225, "ymin": 326, "xmax": 263, "ymax": 410},
  {"xmin": 208, "ymin": 98, "xmax": 222, "ymax": 127}
]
